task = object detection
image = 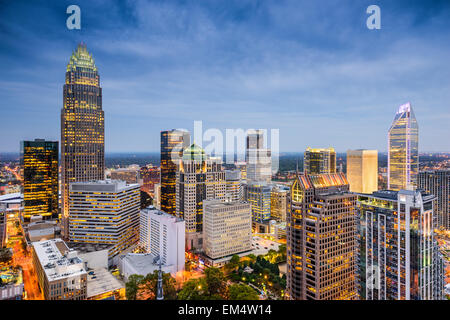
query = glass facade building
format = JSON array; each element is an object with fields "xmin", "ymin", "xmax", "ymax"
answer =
[
  {"xmin": 418, "ymin": 170, "xmax": 450, "ymax": 230},
  {"xmin": 356, "ymin": 190, "xmax": 444, "ymax": 300},
  {"xmin": 160, "ymin": 129, "xmax": 190, "ymax": 215},
  {"xmin": 246, "ymin": 129, "xmax": 272, "ymax": 184},
  {"xmin": 388, "ymin": 103, "xmax": 419, "ymax": 191},
  {"xmin": 21, "ymin": 139, "xmax": 58, "ymax": 220},
  {"xmin": 61, "ymin": 43, "xmax": 105, "ymax": 238},
  {"xmin": 303, "ymin": 147, "xmax": 336, "ymax": 175}
]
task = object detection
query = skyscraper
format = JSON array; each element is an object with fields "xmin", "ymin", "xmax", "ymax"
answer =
[
  {"xmin": 287, "ymin": 173, "xmax": 358, "ymax": 300},
  {"xmin": 303, "ymin": 147, "xmax": 336, "ymax": 174},
  {"xmin": 270, "ymin": 186, "xmax": 289, "ymax": 222},
  {"xmin": 160, "ymin": 129, "xmax": 190, "ymax": 215},
  {"xmin": 356, "ymin": 189, "xmax": 444, "ymax": 300},
  {"xmin": 68, "ymin": 180, "xmax": 140, "ymax": 261},
  {"xmin": 246, "ymin": 129, "xmax": 272, "ymax": 184},
  {"xmin": 61, "ymin": 43, "xmax": 105, "ymax": 238},
  {"xmin": 247, "ymin": 183, "xmax": 272, "ymax": 225},
  {"xmin": 346, "ymin": 149, "xmax": 378, "ymax": 194},
  {"xmin": 419, "ymin": 170, "xmax": 450, "ymax": 230},
  {"xmin": 225, "ymin": 169, "xmax": 242, "ymax": 202},
  {"xmin": 21, "ymin": 139, "xmax": 58, "ymax": 220},
  {"xmin": 176, "ymin": 143, "xmax": 225, "ymax": 250},
  {"xmin": 387, "ymin": 103, "xmax": 419, "ymax": 191}
]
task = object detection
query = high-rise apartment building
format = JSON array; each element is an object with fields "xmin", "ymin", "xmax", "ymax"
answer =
[
  {"xmin": 419, "ymin": 170, "xmax": 450, "ymax": 230},
  {"xmin": 287, "ymin": 173, "xmax": 358, "ymax": 300},
  {"xmin": 303, "ymin": 147, "xmax": 336, "ymax": 174},
  {"xmin": 388, "ymin": 103, "xmax": 419, "ymax": 191},
  {"xmin": 271, "ymin": 186, "xmax": 289, "ymax": 222},
  {"xmin": 32, "ymin": 239, "xmax": 87, "ymax": 300},
  {"xmin": 21, "ymin": 139, "xmax": 58, "ymax": 220},
  {"xmin": 346, "ymin": 149, "xmax": 378, "ymax": 194},
  {"xmin": 246, "ymin": 130, "xmax": 272, "ymax": 184},
  {"xmin": 68, "ymin": 180, "xmax": 140, "ymax": 261},
  {"xmin": 225, "ymin": 170, "xmax": 242, "ymax": 202},
  {"xmin": 203, "ymin": 199, "xmax": 252, "ymax": 260},
  {"xmin": 176, "ymin": 143, "xmax": 226, "ymax": 250},
  {"xmin": 247, "ymin": 183, "xmax": 272, "ymax": 224},
  {"xmin": 356, "ymin": 189, "xmax": 444, "ymax": 300},
  {"xmin": 160, "ymin": 129, "xmax": 190, "ymax": 215},
  {"xmin": 61, "ymin": 44, "xmax": 105, "ymax": 238},
  {"xmin": 140, "ymin": 207, "xmax": 185, "ymax": 272}
]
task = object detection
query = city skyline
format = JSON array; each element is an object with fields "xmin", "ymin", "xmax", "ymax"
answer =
[{"xmin": 1, "ymin": 1, "xmax": 450, "ymax": 153}]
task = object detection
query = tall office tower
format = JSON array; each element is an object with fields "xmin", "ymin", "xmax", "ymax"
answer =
[
  {"xmin": 246, "ymin": 130, "xmax": 272, "ymax": 184},
  {"xmin": 153, "ymin": 183, "xmax": 161, "ymax": 209},
  {"xmin": 303, "ymin": 147, "xmax": 336, "ymax": 174},
  {"xmin": 388, "ymin": 103, "xmax": 419, "ymax": 191},
  {"xmin": 0, "ymin": 204, "xmax": 6, "ymax": 248},
  {"xmin": 419, "ymin": 170, "xmax": 450, "ymax": 230},
  {"xmin": 247, "ymin": 183, "xmax": 272, "ymax": 224},
  {"xmin": 61, "ymin": 43, "xmax": 105, "ymax": 238},
  {"xmin": 20, "ymin": 139, "xmax": 59, "ymax": 221},
  {"xmin": 176, "ymin": 143, "xmax": 226, "ymax": 250},
  {"xmin": 270, "ymin": 186, "xmax": 289, "ymax": 222},
  {"xmin": 287, "ymin": 173, "xmax": 358, "ymax": 300},
  {"xmin": 32, "ymin": 239, "xmax": 87, "ymax": 300},
  {"xmin": 346, "ymin": 149, "xmax": 378, "ymax": 194},
  {"xmin": 140, "ymin": 207, "xmax": 185, "ymax": 272},
  {"xmin": 160, "ymin": 129, "xmax": 190, "ymax": 215},
  {"xmin": 356, "ymin": 189, "xmax": 444, "ymax": 300},
  {"xmin": 203, "ymin": 199, "xmax": 252, "ymax": 260},
  {"xmin": 225, "ymin": 170, "xmax": 242, "ymax": 202},
  {"xmin": 68, "ymin": 180, "xmax": 140, "ymax": 261}
]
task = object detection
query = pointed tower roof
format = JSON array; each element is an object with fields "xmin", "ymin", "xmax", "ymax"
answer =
[
  {"xmin": 182, "ymin": 143, "xmax": 207, "ymax": 161},
  {"xmin": 66, "ymin": 43, "xmax": 97, "ymax": 72},
  {"xmin": 389, "ymin": 102, "xmax": 417, "ymax": 130}
]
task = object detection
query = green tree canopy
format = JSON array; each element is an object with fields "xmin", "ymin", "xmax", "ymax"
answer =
[
  {"xmin": 229, "ymin": 284, "xmax": 259, "ymax": 300},
  {"xmin": 125, "ymin": 274, "xmax": 144, "ymax": 300}
]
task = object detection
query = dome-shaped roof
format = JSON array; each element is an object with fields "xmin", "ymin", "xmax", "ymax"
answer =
[{"xmin": 182, "ymin": 143, "xmax": 207, "ymax": 161}]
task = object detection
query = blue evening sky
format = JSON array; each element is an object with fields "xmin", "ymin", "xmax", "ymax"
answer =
[{"xmin": 0, "ymin": 0, "xmax": 449, "ymax": 152}]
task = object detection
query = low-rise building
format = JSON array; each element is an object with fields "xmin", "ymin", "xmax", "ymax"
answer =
[{"xmin": 32, "ymin": 239, "xmax": 87, "ymax": 300}]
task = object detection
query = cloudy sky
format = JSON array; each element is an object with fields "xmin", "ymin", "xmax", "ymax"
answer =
[{"xmin": 0, "ymin": 0, "xmax": 449, "ymax": 153}]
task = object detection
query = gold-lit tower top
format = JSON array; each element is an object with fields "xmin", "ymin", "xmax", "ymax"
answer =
[{"xmin": 66, "ymin": 43, "xmax": 98, "ymax": 73}]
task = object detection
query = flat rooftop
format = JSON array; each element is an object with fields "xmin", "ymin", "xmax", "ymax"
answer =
[
  {"xmin": 86, "ymin": 268, "xmax": 124, "ymax": 298},
  {"xmin": 32, "ymin": 239, "xmax": 86, "ymax": 282}
]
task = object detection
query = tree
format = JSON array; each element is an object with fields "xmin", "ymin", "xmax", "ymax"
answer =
[
  {"xmin": 125, "ymin": 274, "xmax": 144, "ymax": 300},
  {"xmin": 177, "ymin": 278, "xmax": 208, "ymax": 300},
  {"xmin": 204, "ymin": 267, "xmax": 227, "ymax": 298},
  {"xmin": 225, "ymin": 255, "xmax": 240, "ymax": 272},
  {"xmin": 229, "ymin": 284, "xmax": 259, "ymax": 300},
  {"xmin": 138, "ymin": 270, "xmax": 177, "ymax": 300}
]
